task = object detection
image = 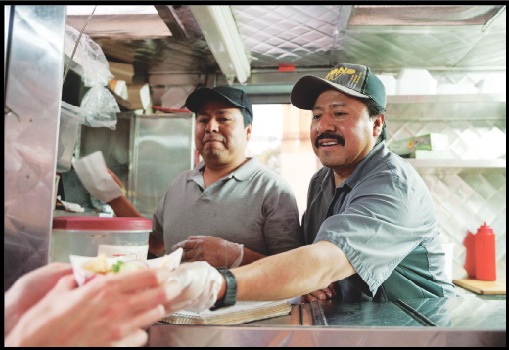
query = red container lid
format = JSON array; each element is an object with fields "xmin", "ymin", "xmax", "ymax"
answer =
[{"xmin": 52, "ymin": 216, "xmax": 152, "ymax": 231}]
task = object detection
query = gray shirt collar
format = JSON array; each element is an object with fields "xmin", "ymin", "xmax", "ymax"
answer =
[
  {"xmin": 188, "ymin": 157, "xmax": 257, "ymax": 183},
  {"xmin": 321, "ymin": 142, "xmax": 388, "ymax": 190},
  {"xmin": 344, "ymin": 142, "xmax": 387, "ymax": 188}
]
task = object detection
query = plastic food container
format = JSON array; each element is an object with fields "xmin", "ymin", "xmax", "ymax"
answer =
[{"xmin": 50, "ymin": 216, "xmax": 151, "ymax": 263}]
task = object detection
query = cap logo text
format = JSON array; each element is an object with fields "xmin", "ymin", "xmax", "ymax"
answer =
[{"xmin": 325, "ymin": 66, "xmax": 364, "ymax": 89}]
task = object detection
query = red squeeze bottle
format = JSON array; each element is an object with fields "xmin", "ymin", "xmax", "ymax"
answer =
[
  {"xmin": 474, "ymin": 222, "xmax": 497, "ymax": 281},
  {"xmin": 463, "ymin": 230, "xmax": 476, "ymax": 279}
]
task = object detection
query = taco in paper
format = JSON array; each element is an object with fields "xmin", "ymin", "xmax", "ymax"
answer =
[{"xmin": 70, "ymin": 247, "xmax": 183, "ymax": 286}]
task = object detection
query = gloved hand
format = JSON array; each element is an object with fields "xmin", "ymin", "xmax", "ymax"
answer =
[
  {"xmin": 172, "ymin": 236, "xmax": 244, "ymax": 268},
  {"xmin": 161, "ymin": 261, "xmax": 222, "ymax": 314},
  {"xmin": 72, "ymin": 151, "xmax": 123, "ymax": 203}
]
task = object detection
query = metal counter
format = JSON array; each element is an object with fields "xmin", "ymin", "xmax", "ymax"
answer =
[
  {"xmin": 308, "ymin": 295, "xmax": 506, "ymax": 329},
  {"xmin": 148, "ymin": 295, "xmax": 505, "ymax": 347}
]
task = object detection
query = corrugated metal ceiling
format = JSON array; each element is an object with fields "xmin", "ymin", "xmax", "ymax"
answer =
[{"xmin": 66, "ymin": 4, "xmax": 506, "ymax": 87}]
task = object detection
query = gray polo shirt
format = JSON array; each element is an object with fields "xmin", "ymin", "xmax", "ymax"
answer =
[
  {"xmin": 152, "ymin": 158, "xmax": 303, "ymax": 256},
  {"xmin": 303, "ymin": 142, "xmax": 456, "ymax": 301}
]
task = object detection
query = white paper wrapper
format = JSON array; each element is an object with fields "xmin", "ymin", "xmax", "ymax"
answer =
[
  {"xmin": 70, "ymin": 248, "xmax": 183, "ymax": 286},
  {"xmin": 72, "ymin": 150, "xmax": 123, "ymax": 202}
]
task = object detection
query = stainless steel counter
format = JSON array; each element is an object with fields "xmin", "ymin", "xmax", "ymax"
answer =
[
  {"xmin": 148, "ymin": 295, "xmax": 506, "ymax": 347},
  {"xmin": 308, "ymin": 295, "xmax": 506, "ymax": 329}
]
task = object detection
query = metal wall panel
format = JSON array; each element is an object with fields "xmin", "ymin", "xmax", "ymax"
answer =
[
  {"xmin": 129, "ymin": 113, "xmax": 195, "ymax": 218},
  {"xmin": 386, "ymin": 94, "xmax": 506, "ymax": 280},
  {"xmin": 4, "ymin": 5, "xmax": 66, "ymax": 290}
]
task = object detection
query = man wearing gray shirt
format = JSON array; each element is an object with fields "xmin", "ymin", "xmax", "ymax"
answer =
[{"xmin": 109, "ymin": 86, "xmax": 303, "ymax": 268}]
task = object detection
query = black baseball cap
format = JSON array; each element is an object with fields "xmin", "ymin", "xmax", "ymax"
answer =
[
  {"xmin": 185, "ymin": 86, "xmax": 253, "ymax": 123},
  {"xmin": 291, "ymin": 63, "xmax": 386, "ymax": 110}
]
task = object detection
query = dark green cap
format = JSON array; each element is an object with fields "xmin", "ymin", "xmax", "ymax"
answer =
[
  {"xmin": 185, "ymin": 86, "xmax": 253, "ymax": 124},
  {"xmin": 291, "ymin": 63, "xmax": 386, "ymax": 110}
]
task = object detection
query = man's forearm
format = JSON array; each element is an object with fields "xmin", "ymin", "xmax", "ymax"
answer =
[
  {"xmin": 229, "ymin": 241, "xmax": 354, "ymax": 301},
  {"xmin": 108, "ymin": 195, "xmax": 143, "ymax": 218},
  {"xmin": 240, "ymin": 247, "xmax": 265, "ymax": 265}
]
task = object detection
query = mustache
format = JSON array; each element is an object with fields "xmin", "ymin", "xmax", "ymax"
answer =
[{"xmin": 315, "ymin": 133, "xmax": 345, "ymax": 148}]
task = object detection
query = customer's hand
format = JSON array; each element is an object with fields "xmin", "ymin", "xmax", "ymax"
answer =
[
  {"xmin": 173, "ymin": 236, "xmax": 244, "ymax": 268},
  {"xmin": 5, "ymin": 268, "xmax": 169, "ymax": 347},
  {"xmin": 161, "ymin": 261, "xmax": 222, "ymax": 314},
  {"xmin": 4, "ymin": 262, "xmax": 73, "ymax": 336}
]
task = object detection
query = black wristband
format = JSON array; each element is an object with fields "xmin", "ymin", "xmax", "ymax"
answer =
[{"xmin": 210, "ymin": 268, "xmax": 237, "ymax": 310}]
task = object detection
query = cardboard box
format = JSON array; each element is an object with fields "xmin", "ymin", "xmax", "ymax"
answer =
[
  {"xmin": 109, "ymin": 62, "xmax": 134, "ymax": 83},
  {"xmin": 109, "ymin": 82, "xmax": 150, "ymax": 111},
  {"xmin": 126, "ymin": 83, "xmax": 146, "ymax": 110},
  {"xmin": 390, "ymin": 133, "xmax": 449, "ymax": 158}
]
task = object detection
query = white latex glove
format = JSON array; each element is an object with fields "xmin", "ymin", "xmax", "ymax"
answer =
[
  {"xmin": 227, "ymin": 240, "xmax": 244, "ymax": 268},
  {"xmin": 172, "ymin": 236, "xmax": 244, "ymax": 268},
  {"xmin": 161, "ymin": 261, "xmax": 222, "ymax": 314},
  {"xmin": 72, "ymin": 151, "xmax": 122, "ymax": 203}
]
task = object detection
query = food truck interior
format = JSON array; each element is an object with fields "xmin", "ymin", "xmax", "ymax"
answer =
[{"xmin": 4, "ymin": 5, "xmax": 506, "ymax": 346}]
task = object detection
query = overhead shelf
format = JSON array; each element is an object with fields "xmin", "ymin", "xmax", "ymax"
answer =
[
  {"xmin": 386, "ymin": 94, "xmax": 506, "ymax": 122},
  {"xmin": 387, "ymin": 93, "xmax": 507, "ymax": 104},
  {"xmin": 406, "ymin": 158, "xmax": 506, "ymax": 169}
]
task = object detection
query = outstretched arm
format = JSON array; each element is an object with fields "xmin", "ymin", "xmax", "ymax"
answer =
[
  {"xmin": 176, "ymin": 241, "xmax": 355, "ymax": 305},
  {"xmin": 230, "ymin": 241, "xmax": 355, "ymax": 301}
]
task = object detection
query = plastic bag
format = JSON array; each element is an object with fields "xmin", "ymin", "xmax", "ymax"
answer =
[
  {"xmin": 64, "ymin": 25, "xmax": 113, "ymax": 87},
  {"xmin": 80, "ymin": 86, "xmax": 120, "ymax": 130},
  {"xmin": 64, "ymin": 25, "xmax": 119, "ymax": 129}
]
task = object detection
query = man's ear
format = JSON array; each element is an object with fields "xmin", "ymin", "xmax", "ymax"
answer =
[
  {"xmin": 373, "ymin": 114, "xmax": 385, "ymax": 137},
  {"xmin": 246, "ymin": 124, "xmax": 252, "ymax": 140}
]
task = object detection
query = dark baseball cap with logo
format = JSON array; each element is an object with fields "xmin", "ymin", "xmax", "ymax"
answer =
[
  {"xmin": 185, "ymin": 86, "xmax": 253, "ymax": 124},
  {"xmin": 291, "ymin": 63, "xmax": 386, "ymax": 110}
]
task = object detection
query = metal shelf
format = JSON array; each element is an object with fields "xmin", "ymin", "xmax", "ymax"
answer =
[
  {"xmin": 406, "ymin": 159, "xmax": 506, "ymax": 169},
  {"xmin": 387, "ymin": 93, "xmax": 506, "ymax": 104},
  {"xmin": 386, "ymin": 94, "xmax": 506, "ymax": 122}
]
